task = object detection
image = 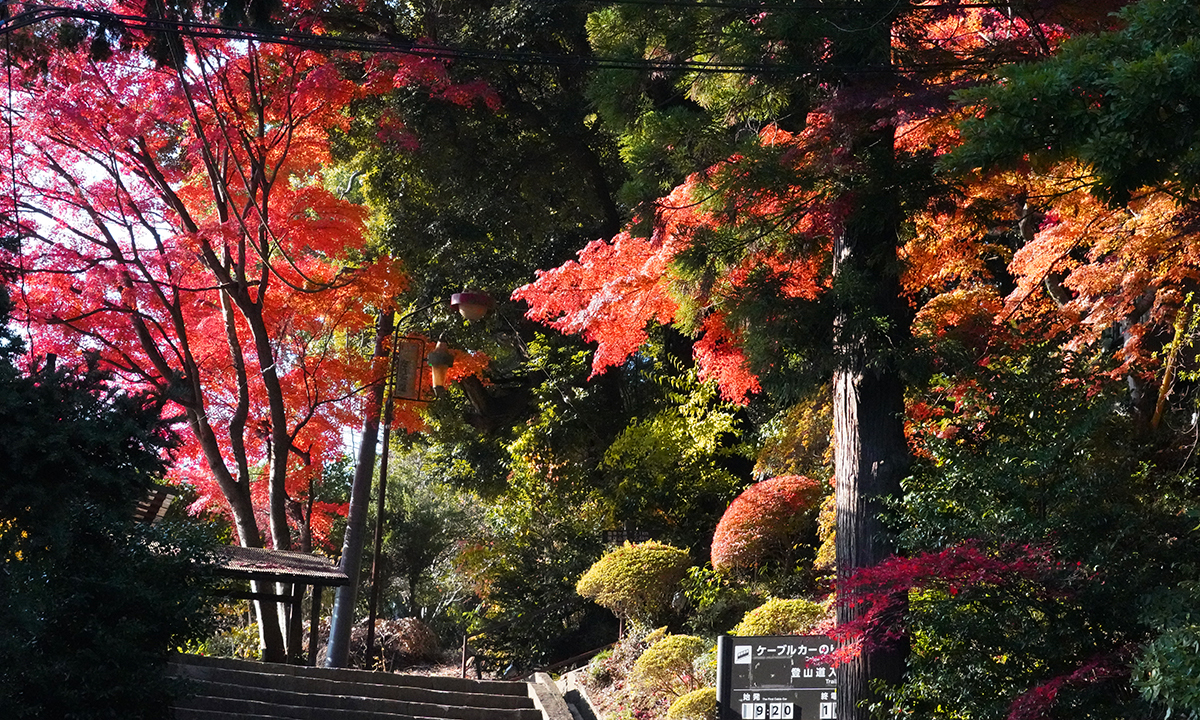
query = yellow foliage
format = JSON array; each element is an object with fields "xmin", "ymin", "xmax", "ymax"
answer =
[
  {"xmin": 732, "ymin": 598, "xmax": 828, "ymax": 636},
  {"xmin": 667, "ymin": 686, "xmax": 717, "ymax": 720},
  {"xmin": 576, "ymin": 541, "xmax": 691, "ymax": 624},
  {"xmin": 0, "ymin": 518, "xmax": 27, "ymax": 562},
  {"xmin": 630, "ymin": 634, "xmax": 709, "ymax": 699},
  {"xmin": 753, "ymin": 388, "xmax": 833, "ymax": 482}
]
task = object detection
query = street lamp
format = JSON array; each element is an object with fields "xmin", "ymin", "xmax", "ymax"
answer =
[
  {"xmin": 340, "ymin": 292, "xmax": 495, "ymax": 668},
  {"xmin": 425, "ymin": 341, "xmax": 455, "ymax": 390},
  {"xmin": 428, "ymin": 291, "xmax": 492, "ymax": 391},
  {"xmin": 450, "ymin": 291, "xmax": 493, "ymax": 322}
]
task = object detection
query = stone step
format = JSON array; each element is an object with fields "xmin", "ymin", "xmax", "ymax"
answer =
[
  {"xmin": 174, "ymin": 710, "xmax": 294, "ymax": 720},
  {"xmin": 175, "ymin": 694, "xmax": 436, "ymax": 720},
  {"xmin": 174, "ymin": 654, "xmax": 528, "ymax": 696},
  {"xmin": 174, "ymin": 664, "xmax": 535, "ymax": 712},
  {"xmin": 170, "ymin": 654, "xmax": 544, "ymax": 720},
  {"xmin": 177, "ymin": 679, "xmax": 540, "ymax": 720}
]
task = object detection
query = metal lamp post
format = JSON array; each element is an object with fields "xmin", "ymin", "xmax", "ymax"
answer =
[{"xmin": 359, "ymin": 294, "xmax": 489, "ymax": 668}]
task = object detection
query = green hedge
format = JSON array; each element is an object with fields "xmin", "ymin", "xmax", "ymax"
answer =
[
  {"xmin": 576, "ymin": 541, "xmax": 691, "ymax": 625},
  {"xmin": 732, "ymin": 598, "xmax": 827, "ymax": 636}
]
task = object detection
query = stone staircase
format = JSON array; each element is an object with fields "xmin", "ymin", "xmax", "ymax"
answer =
[{"xmin": 170, "ymin": 654, "xmax": 569, "ymax": 720}]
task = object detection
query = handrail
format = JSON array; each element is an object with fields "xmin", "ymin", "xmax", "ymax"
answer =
[
  {"xmin": 458, "ymin": 599, "xmax": 595, "ymax": 678},
  {"xmin": 535, "ymin": 643, "xmax": 616, "ymax": 677}
]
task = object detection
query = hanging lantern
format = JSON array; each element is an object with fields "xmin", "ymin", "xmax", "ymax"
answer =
[
  {"xmin": 426, "ymin": 341, "xmax": 455, "ymax": 390},
  {"xmin": 450, "ymin": 291, "xmax": 493, "ymax": 322}
]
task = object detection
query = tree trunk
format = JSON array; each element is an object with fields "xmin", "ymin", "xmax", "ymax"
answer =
[
  {"xmin": 252, "ymin": 316, "xmax": 294, "ymax": 554},
  {"xmin": 185, "ymin": 405, "xmax": 287, "ymax": 662},
  {"xmin": 325, "ymin": 309, "xmax": 394, "ymax": 667},
  {"xmin": 228, "ymin": 273, "xmax": 297, "ymax": 658},
  {"xmin": 219, "ymin": 283, "xmax": 255, "ymax": 497},
  {"xmin": 831, "ymin": 8, "xmax": 910, "ymax": 717},
  {"xmin": 833, "ymin": 344, "xmax": 908, "ymax": 718}
]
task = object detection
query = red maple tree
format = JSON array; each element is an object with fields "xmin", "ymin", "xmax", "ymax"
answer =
[
  {"xmin": 514, "ymin": 125, "xmax": 832, "ymax": 404},
  {"xmin": 0, "ymin": 1, "xmax": 496, "ymax": 660}
]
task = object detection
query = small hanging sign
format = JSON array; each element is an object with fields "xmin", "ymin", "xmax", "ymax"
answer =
[{"xmin": 392, "ymin": 337, "xmax": 426, "ymax": 401}]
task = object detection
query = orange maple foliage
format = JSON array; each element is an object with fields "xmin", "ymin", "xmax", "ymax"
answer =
[
  {"xmin": 901, "ymin": 153, "xmax": 1200, "ymax": 399},
  {"xmin": 883, "ymin": 2, "xmax": 1194, "ymax": 391},
  {"xmin": 515, "ymin": 2, "xmax": 1082, "ymax": 405}
]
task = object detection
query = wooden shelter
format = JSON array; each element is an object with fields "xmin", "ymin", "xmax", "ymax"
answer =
[{"xmin": 211, "ymin": 546, "xmax": 349, "ymax": 665}]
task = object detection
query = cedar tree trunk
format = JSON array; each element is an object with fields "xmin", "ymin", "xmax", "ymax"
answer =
[{"xmin": 832, "ymin": 8, "xmax": 911, "ymax": 717}]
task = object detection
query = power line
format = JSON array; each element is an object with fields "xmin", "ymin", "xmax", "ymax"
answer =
[
  {"xmin": 0, "ymin": 4, "xmax": 818, "ymax": 74},
  {"xmin": 516, "ymin": 1, "xmax": 1023, "ymax": 10},
  {"xmin": 0, "ymin": 3, "xmax": 1004, "ymax": 76}
]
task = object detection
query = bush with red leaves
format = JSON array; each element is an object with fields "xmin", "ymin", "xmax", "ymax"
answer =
[{"xmin": 710, "ymin": 475, "xmax": 823, "ymax": 577}]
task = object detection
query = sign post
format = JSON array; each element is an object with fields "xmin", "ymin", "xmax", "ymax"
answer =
[{"xmin": 717, "ymin": 634, "xmax": 838, "ymax": 720}]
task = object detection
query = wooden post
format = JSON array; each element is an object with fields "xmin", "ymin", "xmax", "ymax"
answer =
[
  {"xmin": 309, "ymin": 585, "xmax": 323, "ymax": 666},
  {"xmin": 287, "ymin": 583, "xmax": 306, "ymax": 663}
]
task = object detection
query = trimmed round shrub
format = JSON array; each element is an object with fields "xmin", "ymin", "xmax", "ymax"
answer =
[
  {"xmin": 577, "ymin": 541, "xmax": 691, "ymax": 625},
  {"xmin": 631, "ymin": 633, "xmax": 709, "ymax": 698},
  {"xmin": 711, "ymin": 475, "xmax": 823, "ymax": 573},
  {"xmin": 732, "ymin": 598, "xmax": 827, "ymax": 636},
  {"xmin": 667, "ymin": 686, "xmax": 717, "ymax": 720}
]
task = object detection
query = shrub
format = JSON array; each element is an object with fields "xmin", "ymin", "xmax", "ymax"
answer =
[
  {"xmin": 878, "ymin": 346, "xmax": 1200, "ymax": 720},
  {"xmin": 667, "ymin": 687, "xmax": 717, "ymax": 720},
  {"xmin": 630, "ymin": 634, "xmax": 709, "ymax": 698},
  {"xmin": 1134, "ymin": 623, "xmax": 1200, "ymax": 718},
  {"xmin": 577, "ymin": 541, "xmax": 691, "ymax": 625},
  {"xmin": 185, "ymin": 621, "xmax": 261, "ymax": 660},
  {"xmin": 0, "ymin": 344, "xmax": 217, "ymax": 719},
  {"xmin": 454, "ymin": 473, "xmax": 609, "ymax": 675},
  {"xmin": 732, "ymin": 598, "xmax": 828, "ymax": 636},
  {"xmin": 711, "ymin": 476, "xmax": 823, "ymax": 575},
  {"xmin": 693, "ymin": 646, "xmax": 718, "ymax": 687},
  {"xmin": 580, "ymin": 627, "xmax": 670, "ymax": 718},
  {"xmin": 586, "ymin": 649, "xmax": 617, "ymax": 686},
  {"xmin": 183, "ymin": 600, "xmax": 262, "ymax": 660},
  {"xmin": 680, "ymin": 565, "xmax": 762, "ymax": 635},
  {"xmin": 346, "ymin": 617, "xmax": 440, "ymax": 670}
]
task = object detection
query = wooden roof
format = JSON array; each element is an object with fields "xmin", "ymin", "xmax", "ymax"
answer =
[
  {"xmin": 133, "ymin": 486, "xmax": 176, "ymax": 524},
  {"xmin": 212, "ymin": 546, "xmax": 349, "ymax": 586}
]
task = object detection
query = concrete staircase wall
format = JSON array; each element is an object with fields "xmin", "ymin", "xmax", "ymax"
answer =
[{"xmin": 170, "ymin": 654, "xmax": 557, "ymax": 720}]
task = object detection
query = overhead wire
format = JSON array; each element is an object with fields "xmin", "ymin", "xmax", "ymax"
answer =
[
  {"xmin": 586, "ymin": 0, "xmax": 1020, "ymax": 8},
  {"xmin": 0, "ymin": 2, "xmax": 1009, "ymax": 75}
]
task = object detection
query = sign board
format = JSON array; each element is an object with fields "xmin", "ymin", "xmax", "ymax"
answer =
[
  {"xmin": 392, "ymin": 337, "xmax": 426, "ymax": 401},
  {"xmin": 717, "ymin": 634, "xmax": 838, "ymax": 720}
]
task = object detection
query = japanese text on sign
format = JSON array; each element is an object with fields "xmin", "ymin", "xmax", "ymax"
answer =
[{"xmin": 717, "ymin": 634, "xmax": 839, "ymax": 720}]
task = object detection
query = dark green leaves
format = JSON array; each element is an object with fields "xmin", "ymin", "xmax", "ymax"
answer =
[{"xmin": 952, "ymin": 0, "xmax": 1200, "ymax": 204}]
